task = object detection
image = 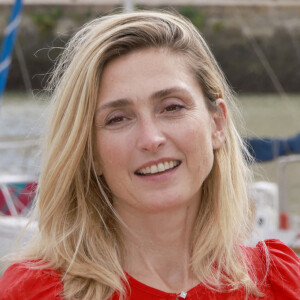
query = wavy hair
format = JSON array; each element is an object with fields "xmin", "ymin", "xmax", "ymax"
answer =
[{"xmin": 23, "ymin": 10, "xmax": 259, "ymax": 299}]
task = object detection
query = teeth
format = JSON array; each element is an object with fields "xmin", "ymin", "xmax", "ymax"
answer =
[
  {"xmin": 157, "ymin": 163, "xmax": 164, "ymax": 172},
  {"xmin": 137, "ymin": 160, "xmax": 180, "ymax": 175},
  {"xmin": 164, "ymin": 161, "xmax": 170, "ymax": 169},
  {"xmin": 151, "ymin": 165, "xmax": 158, "ymax": 174}
]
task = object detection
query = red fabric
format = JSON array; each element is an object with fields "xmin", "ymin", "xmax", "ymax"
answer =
[
  {"xmin": 0, "ymin": 262, "xmax": 63, "ymax": 300},
  {"xmin": 0, "ymin": 182, "xmax": 37, "ymax": 215},
  {"xmin": 1, "ymin": 239, "xmax": 299, "ymax": 299}
]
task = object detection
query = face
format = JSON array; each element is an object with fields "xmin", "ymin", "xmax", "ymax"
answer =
[{"xmin": 94, "ymin": 48, "xmax": 226, "ymax": 214}]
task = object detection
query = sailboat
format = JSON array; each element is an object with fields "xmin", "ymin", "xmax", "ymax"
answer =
[{"xmin": 0, "ymin": 0, "xmax": 39, "ymax": 275}]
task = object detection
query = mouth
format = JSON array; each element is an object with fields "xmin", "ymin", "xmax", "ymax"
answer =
[{"xmin": 135, "ymin": 160, "xmax": 181, "ymax": 176}]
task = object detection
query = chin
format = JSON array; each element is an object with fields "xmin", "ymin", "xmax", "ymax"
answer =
[{"xmin": 142, "ymin": 196, "xmax": 196, "ymax": 213}]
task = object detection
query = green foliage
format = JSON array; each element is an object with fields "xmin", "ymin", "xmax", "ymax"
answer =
[
  {"xmin": 30, "ymin": 8, "xmax": 63, "ymax": 34},
  {"xmin": 212, "ymin": 21, "xmax": 223, "ymax": 32},
  {"xmin": 135, "ymin": 4, "xmax": 145, "ymax": 10},
  {"xmin": 178, "ymin": 6, "xmax": 205, "ymax": 29}
]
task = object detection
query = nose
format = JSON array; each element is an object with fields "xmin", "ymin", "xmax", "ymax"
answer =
[{"xmin": 136, "ymin": 117, "xmax": 166, "ymax": 152}]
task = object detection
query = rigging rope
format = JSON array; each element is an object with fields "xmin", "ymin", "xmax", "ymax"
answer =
[{"xmin": 234, "ymin": 8, "xmax": 299, "ymax": 128}]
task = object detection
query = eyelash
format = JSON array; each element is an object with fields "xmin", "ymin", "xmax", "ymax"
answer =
[
  {"xmin": 105, "ymin": 115, "xmax": 127, "ymax": 126},
  {"xmin": 164, "ymin": 104, "xmax": 185, "ymax": 112}
]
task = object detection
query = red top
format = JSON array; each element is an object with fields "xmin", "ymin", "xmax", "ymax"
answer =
[{"xmin": 1, "ymin": 239, "xmax": 299, "ymax": 300}]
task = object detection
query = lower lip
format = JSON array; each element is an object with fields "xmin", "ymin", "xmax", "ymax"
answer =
[{"xmin": 135, "ymin": 164, "xmax": 180, "ymax": 182}]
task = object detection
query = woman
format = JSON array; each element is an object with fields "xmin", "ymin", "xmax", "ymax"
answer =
[{"xmin": 0, "ymin": 11, "xmax": 299, "ymax": 300}]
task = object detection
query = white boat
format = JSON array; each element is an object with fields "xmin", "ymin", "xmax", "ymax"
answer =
[
  {"xmin": 0, "ymin": 140, "xmax": 38, "ymax": 275},
  {"xmin": 249, "ymin": 155, "xmax": 300, "ymax": 255}
]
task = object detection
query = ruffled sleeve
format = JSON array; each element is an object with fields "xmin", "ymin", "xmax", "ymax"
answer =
[
  {"xmin": 0, "ymin": 261, "xmax": 63, "ymax": 300},
  {"xmin": 257, "ymin": 239, "xmax": 300, "ymax": 300}
]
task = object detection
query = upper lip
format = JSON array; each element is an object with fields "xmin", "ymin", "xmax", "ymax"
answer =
[{"xmin": 135, "ymin": 157, "xmax": 181, "ymax": 173}]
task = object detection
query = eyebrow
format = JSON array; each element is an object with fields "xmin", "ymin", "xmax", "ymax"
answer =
[
  {"xmin": 98, "ymin": 98, "xmax": 132, "ymax": 111},
  {"xmin": 96, "ymin": 87, "xmax": 192, "ymax": 112},
  {"xmin": 150, "ymin": 87, "xmax": 191, "ymax": 100}
]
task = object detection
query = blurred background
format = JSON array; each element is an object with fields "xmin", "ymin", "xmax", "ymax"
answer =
[{"xmin": 0, "ymin": 0, "xmax": 300, "ymax": 269}]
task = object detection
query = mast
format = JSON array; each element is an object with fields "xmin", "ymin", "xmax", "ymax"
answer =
[
  {"xmin": 0, "ymin": 0, "xmax": 23, "ymax": 103},
  {"xmin": 123, "ymin": 0, "xmax": 134, "ymax": 12}
]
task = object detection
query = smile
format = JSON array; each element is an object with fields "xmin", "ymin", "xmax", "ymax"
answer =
[{"xmin": 135, "ymin": 160, "xmax": 181, "ymax": 176}]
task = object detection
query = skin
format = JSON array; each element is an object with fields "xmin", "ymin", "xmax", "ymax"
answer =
[{"xmin": 94, "ymin": 48, "xmax": 227, "ymax": 293}]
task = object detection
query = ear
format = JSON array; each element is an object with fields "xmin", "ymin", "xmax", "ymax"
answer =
[{"xmin": 211, "ymin": 99, "xmax": 227, "ymax": 150}]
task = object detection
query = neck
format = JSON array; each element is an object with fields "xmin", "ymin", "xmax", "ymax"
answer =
[{"xmin": 116, "ymin": 200, "xmax": 200, "ymax": 293}]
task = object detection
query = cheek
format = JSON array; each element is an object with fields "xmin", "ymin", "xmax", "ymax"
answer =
[
  {"xmin": 180, "ymin": 122, "xmax": 214, "ymax": 173},
  {"xmin": 96, "ymin": 133, "xmax": 129, "ymax": 174},
  {"xmin": 180, "ymin": 120, "xmax": 213, "ymax": 153}
]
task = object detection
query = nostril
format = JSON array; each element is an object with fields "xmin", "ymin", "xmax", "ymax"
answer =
[
  {"xmin": 136, "ymin": 119, "xmax": 167, "ymax": 152},
  {"xmin": 138, "ymin": 136, "xmax": 166, "ymax": 152}
]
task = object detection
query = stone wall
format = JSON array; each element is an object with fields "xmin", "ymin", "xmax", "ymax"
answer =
[{"xmin": 1, "ymin": 5, "xmax": 300, "ymax": 92}]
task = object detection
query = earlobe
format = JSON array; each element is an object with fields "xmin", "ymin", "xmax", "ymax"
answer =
[{"xmin": 212, "ymin": 99, "xmax": 227, "ymax": 150}]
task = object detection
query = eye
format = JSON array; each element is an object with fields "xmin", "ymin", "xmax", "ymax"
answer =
[
  {"xmin": 105, "ymin": 115, "xmax": 127, "ymax": 126},
  {"xmin": 164, "ymin": 104, "xmax": 185, "ymax": 112}
]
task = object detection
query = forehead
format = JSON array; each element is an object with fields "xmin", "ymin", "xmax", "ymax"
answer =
[
  {"xmin": 97, "ymin": 48, "xmax": 200, "ymax": 103},
  {"xmin": 102, "ymin": 48, "xmax": 187, "ymax": 79}
]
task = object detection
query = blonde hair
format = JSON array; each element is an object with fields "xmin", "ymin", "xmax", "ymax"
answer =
[{"xmin": 24, "ymin": 10, "xmax": 260, "ymax": 299}]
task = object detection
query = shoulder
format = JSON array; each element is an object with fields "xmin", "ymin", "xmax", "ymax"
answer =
[
  {"xmin": 256, "ymin": 239, "xmax": 300, "ymax": 274},
  {"xmin": 0, "ymin": 261, "xmax": 63, "ymax": 300},
  {"xmin": 247, "ymin": 239, "xmax": 300, "ymax": 299}
]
